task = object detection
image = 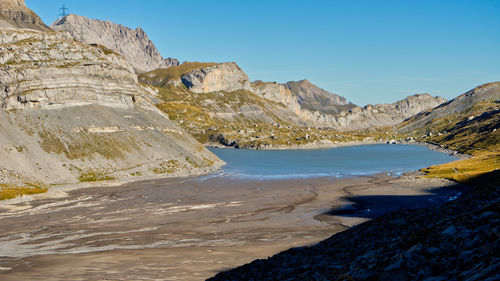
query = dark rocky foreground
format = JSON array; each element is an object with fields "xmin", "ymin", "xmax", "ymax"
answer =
[{"xmin": 208, "ymin": 171, "xmax": 500, "ymax": 281}]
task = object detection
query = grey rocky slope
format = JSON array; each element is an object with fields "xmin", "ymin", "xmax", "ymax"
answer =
[
  {"xmin": 400, "ymin": 82, "xmax": 500, "ymax": 133},
  {"xmin": 0, "ymin": 28, "xmax": 222, "ymax": 187},
  {"xmin": 0, "ymin": 0, "xmax": 50, "ymax": 31},
  {"xmin": 51, "ymin": 14, "xmax": 179, "ymax": 73},
  {"xmin": 285, "ymin": 79, "xmax": 355, "ymax": 115},
  {"xmin": 304, "ymin": 94, "xmax": 447, "ymax": 129}
]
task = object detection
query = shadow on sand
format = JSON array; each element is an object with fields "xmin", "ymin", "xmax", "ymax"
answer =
[{"xmin": 324, "ymin": 183, "xmax": 471, "ymax": 219}]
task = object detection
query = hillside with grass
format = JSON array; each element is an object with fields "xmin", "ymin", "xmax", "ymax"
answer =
[{"xmin": 399, "ymin": 82, "xmax": 500, "ymax": 184}]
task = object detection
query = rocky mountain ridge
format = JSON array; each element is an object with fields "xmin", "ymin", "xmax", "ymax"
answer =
[
  {"xmin": 0, "ymin": 0, "xmax": 49, "ymax": 31},
  {"xmin": 143, "ymin": 62, "xmax": 446, "ymax": 130},
  {"xmin": 303, "ymin": 94, "xmax": 447, "ymax": 129},
  {"xmin": 400, "ymin": 82, "xmax": 500, "ymax": 133},
  {"xmin": 51, "ymin": 14, "xmax": 179, "ymax": 73},
  {"xmin": 0, "ymin": 28, "xmax": 222, "ymax": 187}
]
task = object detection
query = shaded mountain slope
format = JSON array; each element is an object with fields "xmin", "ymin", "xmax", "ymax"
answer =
[
  {"xmin": 400, "ymin": 82, "xmax": 500, "ymax": 134},
  {"xmin": 0, "ymin": 0, "xmax": 50, "ymax": 31},
  {"xmin": 285, "ymin": 79, "xmax": 355, "ymax": 115},
  {"xmin": 398, "ymin": 82, "xmax": 500, "ymax": 183}
]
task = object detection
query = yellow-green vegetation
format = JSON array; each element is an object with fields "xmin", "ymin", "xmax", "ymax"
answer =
[
  {"xmin": 409, "ymin": 99, "xmax": 500, "ymax": 184},
  {"xmin": 0, "ymin": 183, "xmax": 48, "ymax": 200},
  {"xmin": 422, "ymin": 151, "xmax": 499, "ymax": 183},
  {"xmin": 211, "ymin": 124, "xmax": 393, "ymax": 148},
  {"xmin": 15, "ymin": 145, "xmax": 25, "ymax": 152},
  {"xmin": 139, "ymin": 62, "xmax": 217, "ymax": 87},
  {"xmin": 185, "ymin": 157, "xmax": 201, "ymax": 168},
  {"xmin": 38, "ymin": 129, "xmax": 136, "ymax": 160},
  {"xmin": 151, "ymin": 160, "xmax": 181, "ymax": 174},
  {"xmin": 130, "ymin": 171, "xmax": 143, "ymax": 177},
  {"xmin": 78, "ymin": 170, "xmax": 116, "ymax": 182}
]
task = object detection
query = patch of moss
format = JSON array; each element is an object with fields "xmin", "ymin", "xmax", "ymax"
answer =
[
  {"xmin": 38, "ymin": 129, "xmax": 135, "ymax": 160},
  {"xmin": 15, "ymin": 145, "xmax": 25, "ymax": 152},
  {"xmin": 0, "ymin": 183, "xmax": 48, "ymax": 201},
  {"xmin": 185, "ymin": 156, "xmax": 201, "ymax": 168},
  {"xmin": 151, "ymin": 160, "xmax": 181, "ymax": 174},
  {"xmin": 78, "ymin": 170, "xmax": 115, "ymax": 182}
]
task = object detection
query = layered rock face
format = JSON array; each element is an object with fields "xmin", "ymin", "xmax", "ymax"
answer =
[
  {"xmin": 0, "ymin": 0, "xmax": 50, "ymax": 30},
  {"xmin": 250, "ymin": 81, "xmax": 302, "ymax": 115},
  {"xmin": 51, "ymin": 14, "xmax": 176, "ymax": 73},
  {"xmin": 302, "ymin": 94, "xmax": 446, "ymax": 129},
  {"xmin": 285, "ymin": 79, "xmax": 355, "ymax": 115},
  {"xmin": 181, "ymin": 62, "xmax": 251, "ymax": 93},
  {"xmin": 0, "ymin": 29, "xmax": 223, "ymax": 186}
]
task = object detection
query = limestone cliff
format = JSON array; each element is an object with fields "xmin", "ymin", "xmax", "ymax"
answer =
[
  {"xmin": 250, "ymin": 81, "xmax": 302, "ymax": 115},
  {"xmin": 51, "ymin": 14, "xmax": 178, "ymax": 73},
  {"xmin": 0, "ymin": 0, "xmax": 50, "ymax": 31},
  {"xmin": 0, "ymin": 29, "xmax": 223, "ymax": 187},
  {"xmin": 181, "ymin": 62, "xmax": 251, "ymax": 93},
  {"xmin": 301, "ymin": 94, "xmax": 446, "ymax": 129},
  {"xmin": 285, "ymin": 79, "xmax": 355, "ymax": 115}
]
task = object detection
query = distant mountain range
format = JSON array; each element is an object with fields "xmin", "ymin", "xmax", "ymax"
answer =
[{"xmin": 0, "ymin": 0, "xmax": 497, "ymax": 190}]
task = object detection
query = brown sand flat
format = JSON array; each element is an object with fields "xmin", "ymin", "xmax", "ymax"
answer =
[{"xmin": 0, "ymin": 174, "xmax": 459, "ymax": 280}]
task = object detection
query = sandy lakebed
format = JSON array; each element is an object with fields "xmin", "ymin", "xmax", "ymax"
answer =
[{"xmin": 0, "ymin": 171, "xmax": 470, "ymax": 281}]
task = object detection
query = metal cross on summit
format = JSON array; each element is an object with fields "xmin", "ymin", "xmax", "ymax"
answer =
[{"xmin": 58, "ymin": 4, "xmax": 69, "ymax": 18}]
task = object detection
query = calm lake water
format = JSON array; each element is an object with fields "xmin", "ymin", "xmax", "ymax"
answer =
[{"xmin": 209, "ymin": 144, "xmax": 457, "ymax": 179}]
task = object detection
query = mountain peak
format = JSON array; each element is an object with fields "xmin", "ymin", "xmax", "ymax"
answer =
[
  {"xmin": 0, "ymin": 0, "xmax": 50, "ymax": 31},
  {"xmin": 285, "ymin": 79, "xmax": 354, "ymax": 115},
  {"xmin": 51, "ymin": 14, "xmax": 179, "ymax": 73}
]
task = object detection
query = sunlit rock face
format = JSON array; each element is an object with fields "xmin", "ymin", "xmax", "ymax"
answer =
[
  {"xmin": 0, "ymin": 28, "xmax": 223, "ymax": 186},
  {"xmin": 51, "ymin": 14, "xmax": 178, "ymax": 73},
  {"xmin": 181, "ymin": 62, "xmax": 252, "ymax": 94}
]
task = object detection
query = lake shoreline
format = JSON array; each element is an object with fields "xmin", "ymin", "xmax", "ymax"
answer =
[
  {"xmin": 0, "ymin": 141, "xmax": 463, "ymax": 207},
  {"xmin": 206, "ymin": 139, "xmax": 471, "ymax": 160}
]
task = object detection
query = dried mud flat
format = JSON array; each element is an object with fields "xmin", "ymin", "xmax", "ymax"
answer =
[{"xmin": 0, "ymin": 174, "xmax": 465, "ymax": 280}]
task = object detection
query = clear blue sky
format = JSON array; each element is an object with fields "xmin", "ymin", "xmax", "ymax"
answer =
[{"xmin": 27, "ymin": 0, "xmax": 500, "ymax": 105}]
